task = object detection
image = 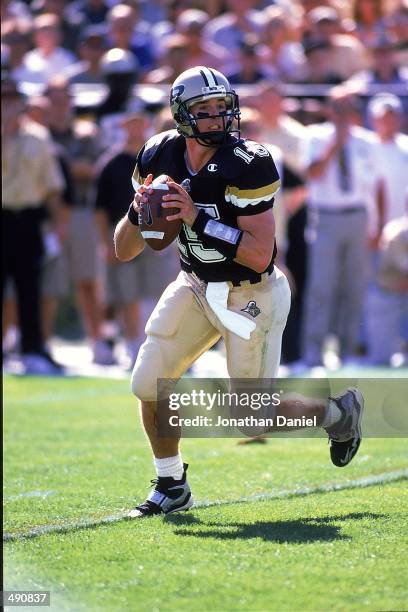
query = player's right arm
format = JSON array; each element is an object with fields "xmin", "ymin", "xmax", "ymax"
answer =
[{"xmin": 114, "ymin": 174, "xmax": 153, "ymax": 261}]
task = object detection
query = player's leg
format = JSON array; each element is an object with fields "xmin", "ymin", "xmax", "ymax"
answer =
[
  {"xmin": 226, "ymin": 268, "xmax": 364, "ymax": 465},
  {"xmin": 128, "ymin": 272, "xmax": 220, "ymax": 517},
  {"xmin": 225, "ymin": 266, "xmax": 291, "ymax": 379}
]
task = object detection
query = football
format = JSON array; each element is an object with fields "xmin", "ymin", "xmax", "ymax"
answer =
[{"xmin": 139, "ymin": 174, "xmax": 182, "ymax": 251}]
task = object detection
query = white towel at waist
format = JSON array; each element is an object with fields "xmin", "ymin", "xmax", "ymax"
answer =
[{"xmin": 206, "ymin": 282, "xmax": 256, "ymax": 340}]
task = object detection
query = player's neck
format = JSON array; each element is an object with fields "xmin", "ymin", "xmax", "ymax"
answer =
[{"xmin": 185, "ymin": 139, "xmax": 218, "ymax": 174}]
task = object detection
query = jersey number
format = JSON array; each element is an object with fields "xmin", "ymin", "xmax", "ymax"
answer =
[{"xmin": 178, "ymin": 203, "xmax": 226, "ymax": 263}]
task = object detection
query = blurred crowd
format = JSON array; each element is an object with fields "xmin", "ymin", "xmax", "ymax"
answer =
[{"xmin": 2, "ymin": 0, "xmax": 408, "ymax": 374}]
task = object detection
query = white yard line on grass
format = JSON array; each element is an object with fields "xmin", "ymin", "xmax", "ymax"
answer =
[
  {"xmin": 5, "ymin": 490, "xmax": 56, "ymax": 501},
  {"xmin": 4, "ymin": 469, "xmax": 407, "ymax": 543}
]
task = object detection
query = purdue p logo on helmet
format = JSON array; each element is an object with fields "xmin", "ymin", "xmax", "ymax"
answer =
[{"xmin": 169, "ymin": 66, "xmax": 241, "ymax": 145}]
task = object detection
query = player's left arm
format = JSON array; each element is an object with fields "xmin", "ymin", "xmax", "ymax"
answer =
[{"xmin": 234, "ymin": 208, "xmax": 275, "ymax": 272}]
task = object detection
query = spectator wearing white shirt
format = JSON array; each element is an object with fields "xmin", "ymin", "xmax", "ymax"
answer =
[
  {"xmin": 203, "ymin": 0, "xmax": 265, "ymax": 75},
  {"xmin": 258, "ymin": 6, "xmax": 307, "ymax": 83},
  {"xmin": 301, "ymin": 87, "xmax": 376, "ymax": 367},
  {"xmin": 20, "ymin": 13, "xmax": 77, "ymax": 84},
  {"xmin": 363, "ymin": 93, "xmax": 408, "ymax": 366},
  {"xmin": 368, "ymin": 93, "xmax": 408, "ymax": 245}
]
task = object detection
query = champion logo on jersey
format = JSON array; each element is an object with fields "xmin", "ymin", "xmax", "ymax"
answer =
[
  {"xmin": 207, "ymin": 163, "xmax": 218, "ymax": 172},
  {"xmin": 241, "ymin": 301, "xmax": 261, "ymax": 318}
]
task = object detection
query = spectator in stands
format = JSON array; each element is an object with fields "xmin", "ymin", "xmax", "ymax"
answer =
[
  {"xmin": 305, "ymin": 5, "xmax": 367, "ymax": 81},
  {"xmin": 301, "ymin": 86, "xmax": 375, "ymax": 367},
  {"xmin": 255, "ymin": 82, "xmax": 308, "ymax": 177},
  {"xmin": 369, "ymin": 94, "xmax": 408, "ymax": 241},
  {"xmin": 1, "ymin": 0, "xmax": 32, "ymax": 24},
  {"xmin": 1, "ymin": 19, "xmax": 32, "ymax": 82},
  {"xmin": 65, "ymin": 0, "xmax": 109, "ymax": 26},
  {"xmin": 302, "ymin": 37, "xmax": 343, "ymax": 83},
  {"xmin": 24, "ymin": 95, "xmax": 72, "ymax": 347},
  {"xmin": 144, "ymin": 35, "xmax": 188, "ymax": 85},
  {"xmin": 348, "ymin": 33, "xmax": 408, "ymax": 130},
  {"xmin": 20, "ymin": 13, "xmax": 77, "ymax": 84},
  {"xmin": 2, "ymin": 79, "xmax": 66, "ymax": 374},
  {"xmin": 258, "ymin": 6, "xmax": 307, "ymax": 82},
  {"xmin": 153, "ymin": 106, "xmax": 177, "ymax": 133},
  {"xmin": 366, "ymin": 217, "xmax": 408, "ymax": 365},
  {"xmin": 64, "ymin": 24, "xmax": 107, "ymax": 84},
  {"xmin": 360, "ymin": 93, "xmax": 408, "ymax": 365},
  {"xmin": 348, "ymin": 33, "xmax": 408, "ymax": 86},
  {"xmin": 107, "ymin": 3, "xmax": 154, "ymax": 73},
  {"xmin": 30, "ymin": 0, "xmax": 83, "ymax": 53},
  {"xmin": 175, "ymin": 9, "xmax": 228, "ymax": 71},
  {"xmin": 203, "ymin": 0, "xmax": 265, "ymax": 74},
  {"xmin": 351, "ymin": 0, "xmax": 386, "ymax": 46},
  {"xmin": 3, "ymin": 94, "xmax": 69, "ymax": 358},
  {"xmin": 227, "ymin": 35, "xmax": 268, "ymax": 85},
  {"xmin": 97, "ymin": 48, "xmax": 139, "ymax": 118},
  {"xmin": 94, "ymin": 108, "xmax": 148, "ymax": 367},
  {"xmin": 385, "ymin": 1, "xmax": 408, "ymax": 67},
  {"xmin": 45, "ymin": 77, "xmax": 113, "ymax": 365},
  {"xmin": 254, "ymin": 82, "xmax": 309, "ymax": 364},
  {"xmin": 94, "ymin": 106, "xmax": 178, "ymax": 366}
]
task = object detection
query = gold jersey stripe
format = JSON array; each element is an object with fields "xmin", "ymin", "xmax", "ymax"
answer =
[
  {"xmin": 132, "ymin": 168, "xmax": 143, "ymax": 184},
  {"xmin": 225, "ymin": 179, "xmax": 281, "ymax": 202}
]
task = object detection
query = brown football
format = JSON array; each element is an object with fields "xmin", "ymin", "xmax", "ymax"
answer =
[{"xmin": 140, "ymin": 175, "xmax": 182, "ymax": 251}]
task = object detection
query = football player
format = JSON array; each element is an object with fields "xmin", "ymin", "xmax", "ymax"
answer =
[{"xmin": 114, "ymin": 67, "xmax": 364, "ymax": 518}]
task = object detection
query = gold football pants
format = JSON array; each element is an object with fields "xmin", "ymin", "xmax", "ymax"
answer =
[{"xmin": 131, "ymin": 267, "xmax": 291, "ymax": 401}]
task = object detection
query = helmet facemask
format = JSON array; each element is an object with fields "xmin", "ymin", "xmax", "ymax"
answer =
[{"xmin": 172, "ymin": 90, "xmax": 241, "ymax": 146}]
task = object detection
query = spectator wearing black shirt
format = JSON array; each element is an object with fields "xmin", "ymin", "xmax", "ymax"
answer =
[
  {"xmin": 45, "ymin": 77, "xmax": 113, "ymax": 364},
  {"xmin": 95, "ymin": 108, "xmax": 178, "ymax": 367},
  {"xmin": 227, "ymin": 35, "xmax": 267, "ymax": 85}
]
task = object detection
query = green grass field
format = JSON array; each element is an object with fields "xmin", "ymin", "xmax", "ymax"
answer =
[{"xmin": 3, "ymin": 375, "xmax": 408, "ymax": 611}]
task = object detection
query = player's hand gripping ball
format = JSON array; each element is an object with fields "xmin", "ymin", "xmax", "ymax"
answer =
[{"xmin": 139, "ymin": 174, "xmax": 182, "ymax": 251}]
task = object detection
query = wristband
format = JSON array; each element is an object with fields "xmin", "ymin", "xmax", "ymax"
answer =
[
  {"xmin": 191, "ymin": 209, "xmax": 243, "ymax": 259},
  {"xmin": 127, "ymin": 202, "xmax": 140, "ymax": 226}
]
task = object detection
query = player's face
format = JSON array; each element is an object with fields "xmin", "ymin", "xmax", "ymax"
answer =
[{"xmin": 189, "ymin": 98, "xmax": 228, "ymax": 134}]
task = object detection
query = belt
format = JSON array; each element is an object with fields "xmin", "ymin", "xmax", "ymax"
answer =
[
  {"xmin": 314, "ymin": 206, "xmax": 366, "ymax": 215},
  {"xmin": 230, "ymin": 271, "xmax": 272, "ymax": 288},
  {"xmin": 189, "ymin": 269, "xmax": 272, "ymax": 289}
]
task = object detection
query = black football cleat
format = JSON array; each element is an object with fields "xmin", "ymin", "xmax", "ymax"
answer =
[
  {"xmin": 324, "ymin": 388, "xmax": 364, "ymax": 467},
  {"xmin": 127, "ymin": 463, "xmax": 194, "ymax": 518}
]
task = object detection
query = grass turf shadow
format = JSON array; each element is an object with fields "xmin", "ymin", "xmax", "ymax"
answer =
[{"xmin": 165, "ymin": 512, "xmax": 387, "ymax": 544}]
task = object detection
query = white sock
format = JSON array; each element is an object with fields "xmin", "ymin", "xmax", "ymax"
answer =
[
  {"xmin": 322, "ymin": 399, "xmax": 342, "ymax": 428},
  {"xmin": 154, "ymin": 454, "xmax": 184, "ymax": 480}
]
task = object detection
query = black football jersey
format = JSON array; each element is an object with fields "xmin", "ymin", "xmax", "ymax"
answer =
[{"xmin": 132, "ymin": 130, "xmax": 281, "ymax": 284}]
